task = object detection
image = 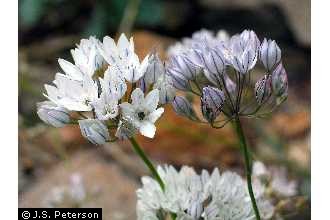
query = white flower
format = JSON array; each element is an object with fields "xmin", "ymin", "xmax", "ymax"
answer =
[
  {"xmin": 58, "ymin": 58, "xmax": 86, "ymax": 81},
  {"xmin": 137, "ymin": 165, "xmax": 274, "ymax": 220},
  {"xmin": 37, "ymin": 101, "xmax": 70, "ymax": 127},
  {"xmin": 93, "ymin": 92, "xmax": 119, "ymax": 120},
  {"xmin": 144, "ymin": 53, "xmax": 165, "ymax": 85},
  {"xmin": 92, "ymin": 66, "xmax": 127, "ymax": 120},
  {"xmin": 153, "ymin": 73, "xmax": 176, "ymax": 104},
  {"xmin": 71, "ymin": 36, "xmax": 106, "ymax": 76},
  {"xmin": 44, "ymin": 73, "xmax": 98, "ymax": 111},
  {"xmin": 119, "ymin": 88, "xmax": 164, "ymax": 138},
  {"xmin": 98, "ymin": 33, "xmax": 149, "ymax": 82},
  {"xmin": 100, "ymin": 65, "xmax": 127, "ymax": 100}
]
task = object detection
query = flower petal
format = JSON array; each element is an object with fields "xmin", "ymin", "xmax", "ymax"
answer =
[
  {"xmin": 139, "ymin": 121, "xmax": 156, "ymax": 138},
  {"xmin": 147, "ymin": 108, "xmax": 164, "ymax": 123},
  {"xmin": 131, "ymin": 88, "xmax": 145, "ymax": 107},
  {"xmin": 144, "ymin": 89, "xmax": 159, "ymax": 112},
  {"xmin": 58, "ymin": 58, "xmax": 83, "ymax": 80}
]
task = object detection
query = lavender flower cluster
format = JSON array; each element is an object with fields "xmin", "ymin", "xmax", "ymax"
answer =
[{"xmin": 167, "ymin": 29, "xmax": 288, "ymax": 127}]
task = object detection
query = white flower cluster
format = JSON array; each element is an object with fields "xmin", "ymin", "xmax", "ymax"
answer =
[
  {"xmin": 137, "ymin": 165, "xmax": 274, "ymax": 220},
  {"xmin": 37, "ymin": 34, "xmax": 176, "ymax": 144}
]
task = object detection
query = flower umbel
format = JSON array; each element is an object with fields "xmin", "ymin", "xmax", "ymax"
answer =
[
  {"xmin": 38, "ymin": 34, "xmax": 168, "ymax": 144},
  {"xmin": 137, "ymin": 165, "xmax": 274, "ymax": 220},
  {"xmin": 167, "ymin": 29, "xmax": 289, "ymax": 126}
]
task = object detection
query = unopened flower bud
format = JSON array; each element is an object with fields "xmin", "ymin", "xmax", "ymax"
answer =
[
  {"xmin": 272, "ymin": 63, "xmax": 288, "ymax": 104},
  {"xmin": 153, "ymin": 74, "xmax": 176, "ymax": 104},
  {"xmin": 172, "ymin": 96, "xmax": 197, "ymax": 120},
  {"xmin": 37, "ymin": 101, "xmax": 70, "ymax": 127},
  {"xmin": 169, "ymin": 54, "xmax": 199, "ymax": 80},
  {"xmin": 197, "ymin": 49, "xmax": 226, "ymax": 76},
  {"xmin": 223, "ymin": 73, "xmax": 236, "ymax": 94},
  {"xmin": 78, "ymin": 119, "xmax": 110, "ymax": 145},
  {"xmin": 255, "ymin": 75, "xmax": 272, "ymax": 105},
  {"xmin": 259, "ymin": 38, "xmax": 281, "ymax": 72},
  {"xmin": 115, "ymin": 117, "xmax": 138, "ymax": 140},
  {"xmin": 201, "ymin": 86, "xmax": 225, "ymax": 123},
  {"xmin": 144, "ymin": 53, "xmax": 165, "ymax": 85},
  {"xmin": 166, "ymin": 67, "xmax": 191, "ymax": 91}
]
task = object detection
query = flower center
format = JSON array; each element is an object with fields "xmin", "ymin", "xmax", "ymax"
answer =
[{"xmin": 138, "ymin": 112, "xmax": 145, "ymax": 120}]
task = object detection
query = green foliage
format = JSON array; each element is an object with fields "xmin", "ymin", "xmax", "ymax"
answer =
[
  {"xmin": 19, "ymin": 0, "xmax": 47, "ymax": 27},
  {"xmin": 20, "ymin": 0, "xmax": 164, "ymax": 37},
  {"xmin": 137, "ymin": 0, "xmax": 163, "ymax": 26}
]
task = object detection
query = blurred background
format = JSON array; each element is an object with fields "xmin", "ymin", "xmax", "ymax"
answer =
[{"xmin": 18, "ymin": 0, "xmax": 310, "ymax": 219}]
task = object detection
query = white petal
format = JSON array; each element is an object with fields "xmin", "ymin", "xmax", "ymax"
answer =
[
  {"xmin": 58, "ymin": 58, "xmax": 83, "ymax": 80},
  {"xmin": 117, "ymin": 33, "xmax": 131, "ymax": 57},
  {"xmin": 124, "ymin": 53, "xmax": 144, "ymax": 82},
  {"xmin": 71, "ymin": 48, "xmax": 86, "ymax": 67},
  {"xmin": 139, "ymin": 121, "xmax": 156, "ymax": 138},
  {"xmin": 44, "ymin": 84, "xmax": 61, "ymax": 102},
  {"xmin": 58, "ymin": 98, "xmax": 91, "ymax": 111},
  {"xmin": 144, "ymin": 89, "xmax": 159, "ymax": 112},
  {"xmin": 103, "ymin": 66, "xmax": 127, "ymax": 99},
  {"xmin": 131, "ymin": 88, "xmax": 145, "ymax": 107},
  {"xmin": 99, "ymin": 36, "xmax": 118, "ymax": 65},
  {"xmin": 147, "ymin": 108, "xmax": 164, "ymax": 123},
  {"xmin": 139, "ymin": 54, "xmax": 151, "ymax": 78}
]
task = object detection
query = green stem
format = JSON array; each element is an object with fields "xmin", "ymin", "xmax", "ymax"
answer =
[
  {"xmin": 129, "ymin": 137, "xmax": 165, "ymax": 191},
  {"xmin": 233, "ymin": 117, "xmax": 261, "ymax": 220},
  {"xmin": 129, "ymin": 138, "xmax": 176, "ymax": 220}
]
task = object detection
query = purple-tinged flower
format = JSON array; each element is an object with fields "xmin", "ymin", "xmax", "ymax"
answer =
[
  {"xmin": 192, "ymin": 48, "xmax": 226, "ymax": 75},
  {"xmin": 223, "ymin": 73, "xmax": 236, "ymax": 94},
  {"xmin": 172, "ymin": 96, "xmax": 197, "ymax": 120},
  {"xmin": 189, "ymin": 48, "xmax": 226, "ymax": 87},
  {"xmin": 226, "ymin": 30, "xmax": 260, "ymax": 74},
  {"xmin": 168, "ymin": 54, "xmax": 200, "ymax": 80},
  {"xmin": 272, "ymin": 63, "xmax": 288, "ymax": 104},
  {"xmin": 166, "ymin": 66, "xmax": 191, "ymax": 91},
  {"xmin": 201, "ymin": 86, "xmax": 225, "ymax": 123},
  {"xmin": 259, "ymin": 38, "xmax": 281, "ymax": 72},
  {"xmin": 78, "ymin": 119, "xmax": 110, "ymax": 145},
  {"xmin": 255, "ymin": 75, "xmax": 272, "ymax": 105}
]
